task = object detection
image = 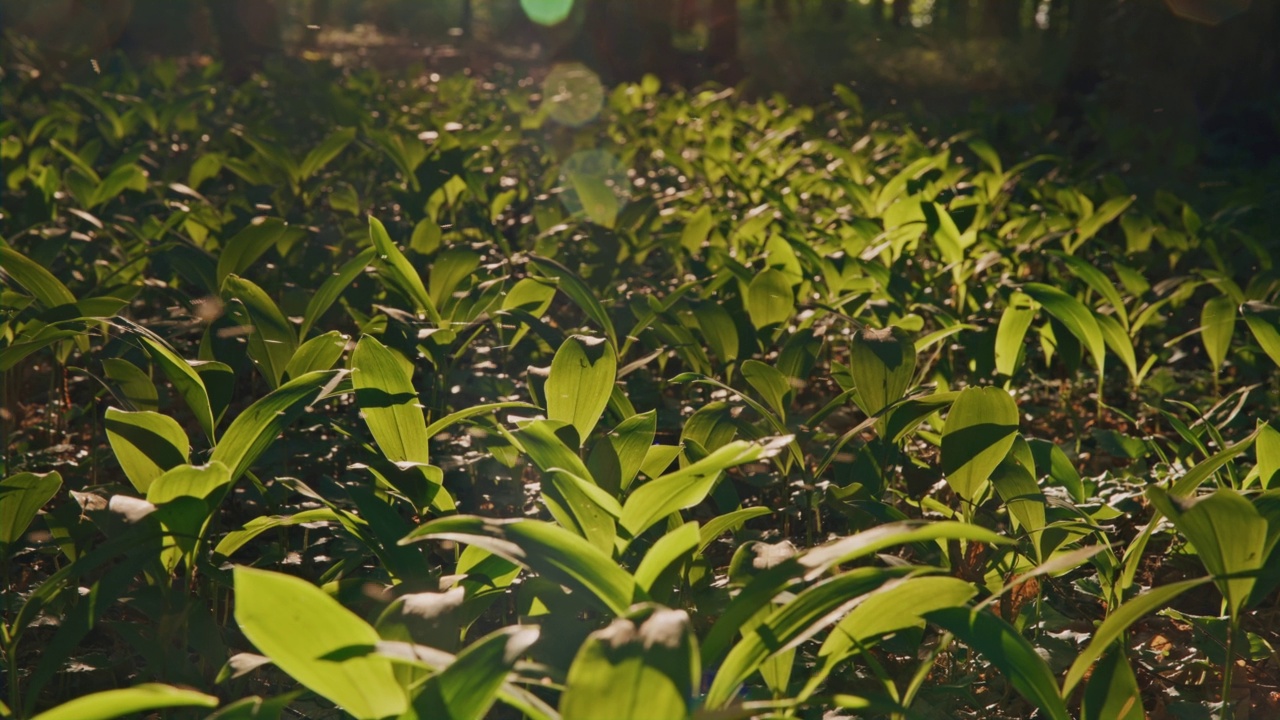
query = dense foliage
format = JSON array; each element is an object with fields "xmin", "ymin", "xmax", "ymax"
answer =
[{"xmin": 1, "ymin": 50, "xmax": 1279, "ymax": 720}]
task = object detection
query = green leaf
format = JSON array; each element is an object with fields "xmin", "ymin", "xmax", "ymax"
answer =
[
  {"xmin": 996, "ymin": 290, "xmax": 1040, "ymax": 374},
  {"xmin": 942, "ymin": 387, "xmax": 1019, "ymax": 504},
  {"xmin": 102, "ymin": 358, "xmax": 158, "ymax": 412},
  {"xmin": 368, "ymin": 216, "xmax": 442, "ymax": 324},
  {"xmin": 528, "ymin": 254, "xmax": 617, "ymax": 349},
  {"xmin": 0, "ymin": 471, "xmax": 62, "ymax": 547},
  {"xmin": 1242, "ymin": 301, "xmax": 1280, "ymax": 368},
  {"xmin": 1062, "ymin": 577, "xmax": 1209, "ymax": 695},
  {"xmin": 223, "ymin": 274, "xmax": 298, "ymax": 388},
  {"xmin": 29, "ymin": 684, "xmax": 218, "ymax": 720},
  {"xmin": 301, "ymin": 248, "xmax": 374, "ymax": 339},
  {"xmin": 1200, "ymin": 294, "xmax": 1236, "ymax": 375},
  {"xmin": 741, "ymin": 360, "xmax": 791, "ymax": 419},
  {"xmin": 680, "ymin": 205, "xmax": 715, "ymax": 253},
  {"xmin": 424, "ymin": 401, "xmax": 540, "ymax": 439},
  {"xmin": 401, "ymin": 516, "xmax": 639, "ymax": 615},
  {"xmin": 1049, "ymin": 250, "xmax": 1129, "ymax": 329},
  {"xmin": 215, "ymin": 219, "xmax": 291, "ymax": 288},
  {"xmin": 745, "ymin": 268, "xmax": 794, "ymax": 329},
  {"xmin": 0, "ymin": 247, "xmax": 77, "ymax": 308},
  {"xmin": 351, "ymin": 335, "xmax": 430, "ymax": 464},
  {"xmin": 848, "ymin": 326, "xmax": 916, "ymax": 424},
  {"xmin": 145, "ymin": 462, "xmax": 232, "ymax": 571},
  {"xmin": 1096, "ymin": 313, "xmax": 1138, "ymax": 383},
  {"xmin": 620, "ymin": 440, "xmax": 771, "ymax": 541},
  {"xmin": 633, "ymin": 522, "xmax": 699, "ymax": 592},
  {"xmin": 411, "ymin": 626, "xmax": 540, "ymax": 720},
  {"xmin": 234, "ymin": 566, "xmax": 407, "ymax": 720},
  {"xmin": 140, "ymin": 335, "xmax": 217, "ymax": 441},
  {"xmin": 209, "ymin": 370, "xmax": 343, "ymax": 482},
  {"xmin": 1146, "ymin": 487, "xmax": 1271, "ymax": 620},
  {"xmin": 193, "ymin": 360, "xmax": 235, "ymax": 427},
  {"xmin": 705, "ymin": 567, "xmax": 902, "ymax": 707},
  {"xmin": 1023, "ymin": 283, "xmax": 1106, "ymax": 376},
  {"xmin": 514, "ymin": 419, "xmax": 594, "ymax": 480},
  {"xmin": 285, "ymin": 331, "xmax": 348, "ymax": 381},
  {"xmin": 820, "ymin": 576, "xmax": 977, "ymax": 660},
  {"xmin": 698, "ymin": 507, "xmax": 772, "ymax": 553},
  {"xmin": 214, "ymin": 509, "xmax": 345, "ymax": 559},
  {"xmin": 103, "ymin": 408, "xmax": 190, "ymax": 493},
  {"xmin": 701, "ymin": 521, "xmax": 1010, "ymax": 665},
  {"xmin": 609, "ymin": 410, "xmax": 657, "ymax": 492},
  {"xmin": 1257, "ymin": 422, "xmax": 1280, "ymax": 490},
  {"xmin": 928, "ymin": 607, "xmax": 1070, "ymax": 720},
  {"xmin": 546, "ymin": 335, "xmax": 616, "ymax": 445},
  {"xmin": 693, "ymin": 301, "xmax": 739, "ymax": 366},
  {"xmin": 990, "ymin": 452, "xmax": 1046, "ymax": 546},
  {"xmin": 561, "ymin": 606, "xmax": 698, "ymax": 720},
  {"xmin": 299, "ymin": 127, "xmax": 356, "ymax": 180},
  {"xmin": 542, "ymin": 469, "xmax": 621, "ymax": 556},
  {"xmin": 1082, "ymin": 646, "xmax": 1144, "ymax": 720},
  {"xmin": 1075, "ymin": 194, "xmax": 1134, "ymax": 246},
  {"xmin": 429, "ymin": 248, "xmax": 481, "ymax": 308}
]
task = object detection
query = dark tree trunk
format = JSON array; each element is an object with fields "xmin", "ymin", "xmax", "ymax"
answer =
[
  {"xmin": 891, "ymin": 0, "xmax": 909, "ymax": 28},
  {"xmin": 981, "ymin": 0, "xmax": 1021, "ymax": 37},
  {"xmin": 707, "ymin": 0, "xmax": 741, "ymax": 81}
]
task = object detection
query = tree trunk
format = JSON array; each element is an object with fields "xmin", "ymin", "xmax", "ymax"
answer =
[
  {"xmin": 208, "ymin": 0, "xmax": 282, "ymax": 82},
  {"xmin": 707, "ymin": 0, "xmax": 741, "ymax": 81}
]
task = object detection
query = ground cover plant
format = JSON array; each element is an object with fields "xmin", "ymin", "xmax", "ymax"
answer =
[{"xmin": 2, "ymin": 36, "xmax": 1280, "ymax": 720}]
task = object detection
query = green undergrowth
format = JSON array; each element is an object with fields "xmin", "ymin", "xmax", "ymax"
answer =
[{"xmin": 1, "ymin": 49, "xmax": 1279, "ymax": 720}]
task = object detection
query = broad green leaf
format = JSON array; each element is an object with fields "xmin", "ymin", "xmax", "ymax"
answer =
[
  {"xmin": 561, "ymin": 606, "xmax": 698, "ymax": 720},
  {"xmin": 990, "ymin": 452, "xmax": 1046, "ymax": 541},
  {"xmin": 351, "ymin": 335, "xmax": 430, "ymax": 464},
  {"xmin": 1257, "ymin": 422, "xmax": 1280, "ymax": 489},
  {"xmin": 942, "ymin": 387, "xmax": 1019, "ymax": 504},
  {"xmin": 300, "ymin": 248, "xmax": 374, "ymax": 339},
  {"xmin": 1146, "ymin": 487, "xmax": 1271, "ymax": 620},
  {"xmin": 702, "ymin": 521, "xmax": 1010, "ymax": 664},
  {"xmin": 285, "ymin": 331, "xmax": 348, "ymax": 381},
  {"xmin": 223, "ymin": 274, "xmax": 298, "ymax": 388},
  {"xmin": 741, "ymin": 360, "xmax": 791, "ymax": 419},
  {"xmin": 1049, "ymin": 250, "xmax": 1129, "ymax": 329},
  {"xmin": 1028, "ymin": 438, "xmax": 1085, "ymax": 503},
  {"xmin": 215, "ymin": 219, "xmax": 290, "ymax": 287},
  {"xmin": 1023, "ymin": 283, "xmax": 1106, "ymax": 376},
  {"xmin": 1082, "ymin": 646, "xmax": 1144, "ymax": 720},
  {"xmin": 993, "ymin": 289, "xmax": 1034, "ymax": 376},
  {"xmin": 639, "ymin": 444, "xmax": 682, "ymax": 480},
  {"xmin": 1200, "ymin": 294, "xmax": 1236, "ymax": 375},
  {"xmin": 141, "ymin": 335, "xmax": 217, "ymax": 441},
  {"xmin": 514, "ymin": 419, "xmax": 594, "ymax": 480},
  {"xmin": 693, "ymin": 301, "xmax": 739, "ymax": 365},
  {"xmin": 620, "ymin": 440, "xmax": 770, "ymax": 541},
  {"xmin": 299, "ymin": 127, "xmax": 356, "ymax": 180},
  {"xmin": 848, "ymin": 326, "xmax": 916, "ymax": 423},
  {"xmin": 104, "ymin": 408, "xmax": 190, "ymax": 493},
  {"xmin": 546, "ymin": 335, "xmax": 616, "ymax": 445},
  {"xmin": 528, "ymin": 254, "xmax": 617, "ymax": 349},
  {"xmin": 234, "ymin": 567, "xmax": 407, "ymax": 719},
  {"xmin": 0, "ymin": 328, "xmax": 81, "ymax": 371},
  {"xmin": 610, "ymin": 410, "xmax": 657, "ymax": 492},
  {"xmin": 424, "ymin": 401, "xmax": 539, "ymax": 439},
  {"xmin": 0, "ymin": 471, "xmax": 62, "ymax": 547},
  {"xmin": 1063, "ymin": 577, "xmax": 1209, "ymax": 694},
  {"xmin": 1242, "ymin": 301, "xmax": 1280, "ymax": 368},
  {"xmin": 1075, "ymin": 194, "xmax": 1134, "ymax": 246},
  {"xmin": 429, "ymin": 248, "xmax": 481, "ymax": 308},
  {"xmin": 192, "ymin": 360, "xmax": 235, "ymax": 427},
  {"xmin": 928, "ymin": 607, "xmax": 1070, "ymax": 720},
  {"xmin": 705, "ymin": 567, "xmax": 901, "ymax": 707},
  {"xmin": 411, "ymin": 626, "xmax": 540, "ymax": 720},
  {"xmin": 102, "ymin": 358, "xmax": 158, "ymax": 412},
  {"xmin": 820, "ymin": 576, "xmax": 977, "ymax": 660},
  {"xmin": 633, "ymin": 522, "xmax": 699, "ymax": 592},
  {"xmin": 680, "ymin": 205, "xmax": 715, "ymax": 253},
  {"xmin": 30, "ymin": 684, "xmax": 218, "ymax": 720},
  {"xmin": 745, "ymin": 268, "xmax": 793, "ymax": 329},
  {"xmin": 401, "ymin": 516, "xmax": 640, "ymax": 614},
  {"xmin": 214, "ymin": 508, "xmax": 345, "ymax": 559},
  {"xmin": 542, "ymin": 469, "xmax": 621, "ymax": 555},
  {"xmin": 1096, "ymin": 312, "xmax": 1138, "ymax": 382},
  {"xmin": 369, "ymin": 216, "xmax": 441, "ymax": 324},
  {"xmin": 210, "ymin": 370, "xmax": 343, "ymax": 483},
  {"xmin": 698, "ymin": 507, "xmax": 772, "ymax": 553},
  {"xmin": 146, "ymin": 462, "xmax": 232, "ymax": 571},
  {"xmin": 0, "ymin": 246, "xmax": 77, "ymax": 308}
]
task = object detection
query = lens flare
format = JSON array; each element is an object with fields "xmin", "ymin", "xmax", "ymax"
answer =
[
  {"xmin": 559, "ymin": 149, "xmax": 629, "ymax": 228},
  {"xmin": 542, "ymin": 62, "xmax": 605, "ymax": 127},
  {"xmin": 521, "ymin": 0, "xmax": 575, "ymax": 27}
]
